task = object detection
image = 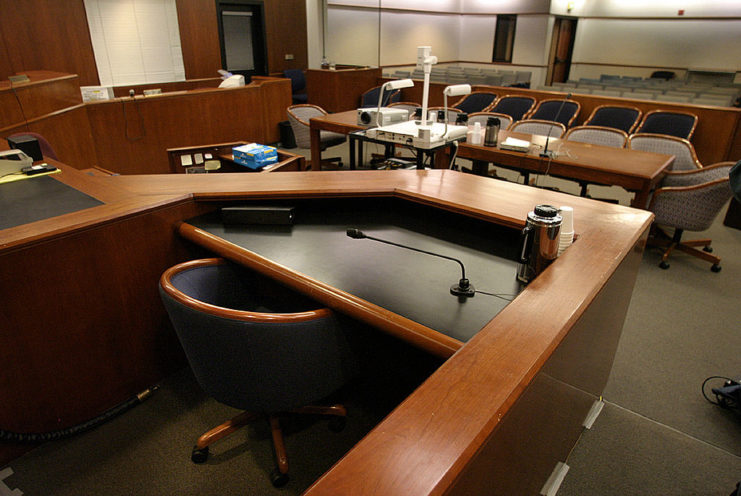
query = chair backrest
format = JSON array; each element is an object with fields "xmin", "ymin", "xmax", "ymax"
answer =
[
  {"xmin": 489, "ymin": 95, "xmax": 537, "ymax": 122},
  {"xmin": 564, "ymin": 126, "xmax": 628, "ymax": 148},
  {"xmin": 628, "ymin": 133, "xmax": 701, "ymax": 171},
  {"xmin": 528, "ymin": 99, "xmax": 580, "ymax": 127},
  {"xmin": 636, "ymin": 110, "xmax": 698, "ymax": 139},
  {"xmin": 650, "ymin": 167, "xmax": 732, "ymax": 232},
  {"xmin": 287, "ymin": 104, "xmax": 327, "ymax": 148},
  {"xmin": 7, "ymin": 132, "xmax": 58, "ymax": 160},
  {"xmin": 159, "ymin": 258, "xmax": 352, "ymax": 412},
  {"xmin": 389, "ymin": 101, "xmax": 421, "ymax": 119},
  {"xmin": 427, "ymin": 107, "xmax": 463, "ymax": 123},
  {"xmin": 510, "ymin": 119, "xmax": 565, "ymax": 138},
  {"xmin": 452, "ymin": 92, "xmax": 497, "ymax": 114},
  {"xmin": 283, "ymin": 69, "xmax": 305, "ymax": 93},
  {"xmin": 360, "ymin": 85, "xmax": 400, "ymax": 108},
  {"xmin": 584, "ymin": 105, "xmax": 642, "ymax": 133},
  {"xmin": 468, "ymin": 112, "xmax": 513, "ymax": 131}
]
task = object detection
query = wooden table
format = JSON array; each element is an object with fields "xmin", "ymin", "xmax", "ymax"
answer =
[
  {"xmin": 1, "ymin": 166, "xmax": 653, "ymax": 495},
  {"xmin": 309, "ymin": 111, "xmax": 674, "ymax": 208},
  {"xmin": 458, "ymin": 131, "xmax": 674, "ymax": 208}
]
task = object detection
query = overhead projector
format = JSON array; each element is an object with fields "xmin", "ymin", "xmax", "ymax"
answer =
[{"xmin": 357, "ymin": 107, "xmax": 409, "ymax": 126}]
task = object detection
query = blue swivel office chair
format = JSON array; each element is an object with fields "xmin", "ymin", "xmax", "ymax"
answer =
[
  {"xmin": 159, "ymin": 258, "xmax": 355, "ymax": 487},
  {"xmin": 283, "ymin": 69, "xmax": 308, "ymax": 104}
]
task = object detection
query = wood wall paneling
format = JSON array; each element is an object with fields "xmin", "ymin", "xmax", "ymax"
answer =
[
  {"xmin": 0, "ymin": 72, "xmax": 82, "ymax": 129},
  {"xmin": 0, "ymin": 0, "xmax": 99, "ymax": 86},
  {"xmin": 264, "ymin": 0, "xmax": 308, "ymax": 74},
  {"xmin": 175, "ymin": 0, "xmax": 223, "ymax": 79},
  {"xmin": 111, "ymin": 78, "xmax": 223, "ymax": 98}
]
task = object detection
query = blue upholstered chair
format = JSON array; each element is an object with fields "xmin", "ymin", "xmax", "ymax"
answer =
[
  {"xmin": 583, "ymin": 105, "xmax": 642, "ymax": 134},
  {"xmin": 527, "ymin": 98, "xmax": 580, "ymax": 127},
  {"xmin": 635, "ymin": 109, "xmax": 698, "ymax": 140},
  {"xmin": 283, "ymin": 69, "xmax": 307, "ymax": 104},
  {"xmin": 488, "ymin": 95, "xmax": 537, "ymax": 122},
  {"xmin": 648, "ymin": 164, "xmax": 734, "ymax": 271},
  {"xmin": 452, "ymin": 91, "xmax": 497, "ymax": 114},
  {"xmin": 360, "ymin": 85, "xmax": 400, "ymax": 108},
  {"xmin": 159, "ymin": 258, "xmax": 355, "ymax": 487}
]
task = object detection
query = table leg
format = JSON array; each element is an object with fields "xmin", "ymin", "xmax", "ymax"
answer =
[
  {"xmin": 310, "ymin": 126, "xmax": 321, "ymax": 171},
  {"xmin": 349, "ymin": 136, "xmax": 356, "ymax": 170},
  {"xmin": 631, "ymin": 187, "xmax": 650, "ymax": 209}
]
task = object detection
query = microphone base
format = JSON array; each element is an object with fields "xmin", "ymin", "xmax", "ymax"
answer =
[
  {"xmin": 539, "ymin": 150, "xmax": 557, "ymax": 159},
  {"xmin": 450, "ymin": 283, "xmax": 475, "ymax": 298}
]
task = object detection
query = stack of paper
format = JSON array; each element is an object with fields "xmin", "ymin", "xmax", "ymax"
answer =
[{"xmin": 499, "ymin": 137, "xmax": 531, "ymax": 152}]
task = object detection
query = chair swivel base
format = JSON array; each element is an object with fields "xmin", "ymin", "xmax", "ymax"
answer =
[
  {"xmin": 649, "ymin": 227, "xmax": 721, "ymax": 272},
  {"xmin": 190, "ymin": 404, "xmax": 346, "ymax": 487}
]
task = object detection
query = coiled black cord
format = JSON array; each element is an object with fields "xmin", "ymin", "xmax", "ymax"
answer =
[{"xmin": 0, "ymin": 386, "xmax": 158, "ymax": 443}]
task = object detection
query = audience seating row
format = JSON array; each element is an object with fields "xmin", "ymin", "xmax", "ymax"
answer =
[
  {"xmin": 539, "ymin": 76, "xmax": 740, "ymax": 107},
  {"xmin": 385, "ymin": 66, "xmax": 531, "ymax": 88}
]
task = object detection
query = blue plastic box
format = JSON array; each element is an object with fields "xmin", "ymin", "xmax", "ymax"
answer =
[{"xmin": 232, "ymin": 144, "xmax": 278, "ymax": 170}]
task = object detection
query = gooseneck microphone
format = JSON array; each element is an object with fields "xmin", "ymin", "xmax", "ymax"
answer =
[
  {"xmin": 540, "ymin": 92, "xmax": 572, "ymax": 159},
  {"xmin": 346, "ymin": 228, "xmax": 475, "ymax": 297}
]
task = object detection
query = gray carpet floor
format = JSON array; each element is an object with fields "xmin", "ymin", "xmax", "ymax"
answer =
[{"xmin": 2, "ymin": 152, "xmax": 740, "ymax": 494}]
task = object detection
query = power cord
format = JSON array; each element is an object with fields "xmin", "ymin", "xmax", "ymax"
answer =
[
  {"xmin": 474, "ymin": 289, "xmax": 517, "ymax": 302},
  {"xmin": 702, "ymin": 375, "xmax": 740, "ymax": 412}
]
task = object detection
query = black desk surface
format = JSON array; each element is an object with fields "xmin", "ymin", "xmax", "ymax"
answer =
[
  {"xmin": 186, "ymin": 198, "xmax": 523, "ymax": 343},
  {"xmin": 0, "ymin": 175, "xmax": 103, "ymax": 230}
]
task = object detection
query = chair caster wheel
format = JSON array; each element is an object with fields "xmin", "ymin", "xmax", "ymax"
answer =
[
  {"xmin": 659, "ymin": 261, "xmax": 670, "ymax": 270},
  {"xmin": 191, "ymin": 446, "xmax": 209, "ymax": 464},
  {"xmin": 703, "ymin": 246, "xmax": 713, "ymax": 253},
  {"xmin": 328, "ymin": 416, "xmax": 347, "ymax": 432},
  {"xmin": 270, "ymin": 469, "xmax": 289, "ymax": 487},
  {"xmin": 711, "ymin": 264, "xmax": 721, "ymax": 273}
]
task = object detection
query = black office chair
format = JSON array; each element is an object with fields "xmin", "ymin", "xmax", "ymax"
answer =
[
  {"xmin": 527, "ymin": 98, "xmax": 580, "ymax": 127},
  {"xmin": 635, "ymin": 110, "xmax": 698, "ymax": 140},
  {"xmin": 583, "ymin": 104, "xmax": 642, "ymax": 134},
  {"xmin": 159, "ymin": 258, "xmax": 355, "ymax": 487},
  {"xmin": 452, "ymin": 91, "xmax": 497, "ymax": 114},
  {"xmin": 283, "ymin": 69, "xmax": 307, "ymax": 104},
  {"xmin": 360, "ymin": 85, "xmax": 400, "ymax": 108},
  {"xmin": 488, "ymin": 95, "xmax": 537, "ymax": 122}
]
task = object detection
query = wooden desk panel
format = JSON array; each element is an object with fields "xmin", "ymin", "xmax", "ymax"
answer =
[
  {"xmin": 0, "ymin": 71, "xmax": 82, "ymax": 130},
  {"xmin": 86, "ymin": 88, "xmax": 267, "ymax": 175},
  {"xmin": 306, "ymin": 67, "xmax": 382, "ymax": 112},
  {"xmin": 1, "ymin": 168, "xmax": 652, "ymax": 494}
]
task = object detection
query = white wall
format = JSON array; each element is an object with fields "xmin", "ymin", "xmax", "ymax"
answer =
[
  {"xmin": 312, "ymin": 0, "xmax": 741, "ymax": 84},
  {"xmin": 84, "ymin": 0, "xmax": 185, "ymax": 86}
]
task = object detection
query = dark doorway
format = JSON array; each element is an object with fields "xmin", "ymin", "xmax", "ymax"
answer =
[
  {"xmin": 547, "ymin": 17, "xmax": 577, "ymax": 85},
  {"xmin": 216, "ymin": 1, "xmax": 267, "ymax": 80}
]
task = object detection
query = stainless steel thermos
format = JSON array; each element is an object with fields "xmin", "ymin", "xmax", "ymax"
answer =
[
  {"xmin": 517, "ymin": 205, "xmax": 562, "ymax": 284},
  {"xmin": 484, "ymin": 117, "xmax": 500, "ymax": 146}
]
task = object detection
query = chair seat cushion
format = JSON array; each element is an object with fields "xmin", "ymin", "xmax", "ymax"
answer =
[{"xmin": 320, "ymin": 131, "xmax": 346, "ymax": 148}]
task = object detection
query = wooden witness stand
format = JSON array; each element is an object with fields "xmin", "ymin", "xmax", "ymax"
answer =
[{"xmin": 0, "ymin": 160, "xmax": 652, "ymax": 495}]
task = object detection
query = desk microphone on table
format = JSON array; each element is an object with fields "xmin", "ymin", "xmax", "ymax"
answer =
[
  {"xmin": 346, "ymin": 228, "xmax": 475, "ymax": 297},
  {"xmin": 540, "ymin": 92, "xmax": 572, "ymax": 159}
]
